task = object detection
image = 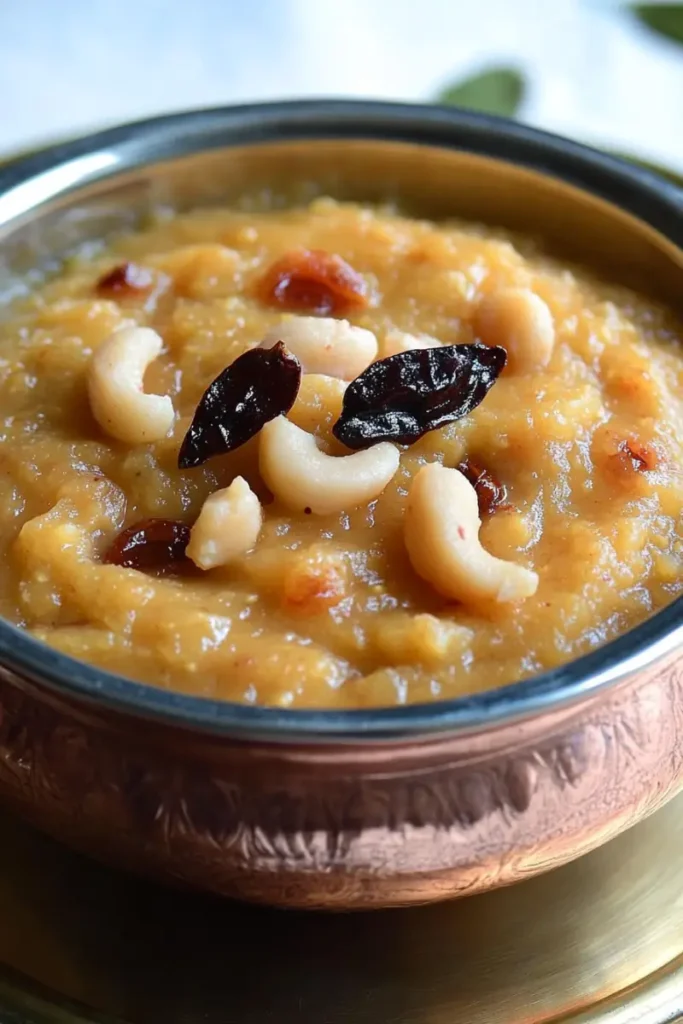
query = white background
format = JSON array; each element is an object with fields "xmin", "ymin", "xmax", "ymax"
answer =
[{"xmin": 2, "ymin": 0, "xmax": 683, "ymax": 172}]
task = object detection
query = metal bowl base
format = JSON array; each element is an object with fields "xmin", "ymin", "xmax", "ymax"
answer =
[{"xmin": 0, "ymin": 796, "xmax": 682, "ymax": 1024}]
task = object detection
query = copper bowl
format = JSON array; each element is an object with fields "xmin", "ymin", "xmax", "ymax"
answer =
[{"xmin": 0, "ymin": 101, "xmax": 682, "ymax": 909}]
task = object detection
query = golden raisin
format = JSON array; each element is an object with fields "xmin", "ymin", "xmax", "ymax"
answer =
[
  {"xmin": 282, "ymin": 561, "xmax": 346, "ymax": 615},
  {"xmin": 457, "ymin": 459, "xmax": 509, "ymax": 515},
  {"xmin": 257, "ymin": 249, "xmax": 368, "ymax": 315},
  {"xmin": 593, "ymin": 425, "xmax": 663, "ymax": 492},
  {"xmin": 615, "ymin": 438, "xmax": 660, "ymax": 473},
  {"xmin": 96, "ymin": 262, "xmax": 155, "ymax": 296}
]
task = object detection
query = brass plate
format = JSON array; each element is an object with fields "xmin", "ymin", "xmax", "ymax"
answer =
[{"xmin": 0, "ymin": 797, "xmax": 682, "ymax": 1024}]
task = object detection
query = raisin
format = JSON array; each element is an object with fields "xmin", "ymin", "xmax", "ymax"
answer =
[
  {"xmin": 96, "ymin": 262, "xmax": 155, "ymax": 296},
  {"xmin": 257, "ymin": 248, "xmax": 368, "ymax": 315},
  {"xmin": 617, "ymin": 438, "xmax": 659, "ymax": 473},
  {"xmin": 103, "ymin": 518, "xmax": 191, "ymax": 571},
  {"xmin": 333, "ymin": 343, "xmax": 507, "ymax": 449},
  {"xmin": 282, "ymin": 563, "xmax": 345, "ymax": 614},
  {"xmin": 178, "ymin": 341, "xmax": 302, "ymax": 469},
  {"xmin": 457, "ymin": 459, "xmax": 508, "ymax": 516}
]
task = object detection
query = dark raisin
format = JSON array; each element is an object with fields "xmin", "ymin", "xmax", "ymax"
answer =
[
  {"xmin": 257, "ymin": 248, "xmax": 368, "ymax": 315},
  {"xmin": 178, "ymin": 341, "xmax": 302, "ymax": 469},
  {"xmin": 457, "ymin": 459, "xmax": 508, "ymax": 516},
  {"xmin": 96, "ymin": 262, "xmax": 155, "ymax": 295},
  {"xmin": 333, "ymin": 343, "xmax": 507, "ymax": 449},
  {"xmin": 103, "ymin": 518, "xmax": 191, "ymax": 571}
]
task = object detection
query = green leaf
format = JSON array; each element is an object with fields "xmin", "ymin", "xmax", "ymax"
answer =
[
  {"xmin": 436, "ymin": 67, "xmax": 525, "ymax": 118},
  {"xmin": 0, "ymin": 145, "xmax": 41, "ymax": 169},
  {"xmin": 632, "ymin": 4, "xmax": 683, "ymax": 46}
]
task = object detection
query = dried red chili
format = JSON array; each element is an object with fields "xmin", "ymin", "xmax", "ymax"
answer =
[
  {"xmin": 457, "ymin": 459, "xmax": 508, "ymax": 516},
  {"xmin": 96, "ymin": 262, "xmax": 155, "ymax": 296},
  {"xmin": 257, "ymin": 248, "xmax": 368, "ymax": 315},
  {"xmin": 178, "ymin": 341, "xmax": 302, "ymax": 469},
  {"xmin": 332, "ymin": 343, "xmax": 507, "ymax": 449},
  {"xmin": 103, "ymin": 518, "xmax": 191, "ymax": 571}
]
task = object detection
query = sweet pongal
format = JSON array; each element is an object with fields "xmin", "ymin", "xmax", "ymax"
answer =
[{"xmin": 1, "ymin": 197, "xmax": 682, "ymax": 708}]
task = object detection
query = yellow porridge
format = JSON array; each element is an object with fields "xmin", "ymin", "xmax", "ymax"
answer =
[{"xmin": 0, "ymin": 197, "xmax": 682, "ymax": 708}]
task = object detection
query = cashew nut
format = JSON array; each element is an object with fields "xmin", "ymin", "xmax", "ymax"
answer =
[
  {"xmin": 260, "ymin": 316, "xmax": 377, "ymax": 379},
  {"xmin": 88, "ymin": 326, "xmax": 174, "ymax": 444},
  {"xmin": 383, "ymin": 328, "xmax": 442, "ymax": 358},
  {"xmin": 186, "ymin": 476, "xmax": 263, "ymax": 570},
  {"xmin": 474, "ymin": 287, "xmax": 555, "ymax": 373},
  {"xmin": 259, "ymin": 416, "xmax": 399, "ymax": 515},
  {"xmin": 404, "ymin": 463, "xmax": 538, "ymax": 603}
]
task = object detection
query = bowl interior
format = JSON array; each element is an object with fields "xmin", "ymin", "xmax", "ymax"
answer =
[
  {"xmin": 1, "ymin": 133, "xmax": 682, "ymax": 309},
  {"xmin": 0, "ymin": 102, "xmax": 682, "ymax": 739}
]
